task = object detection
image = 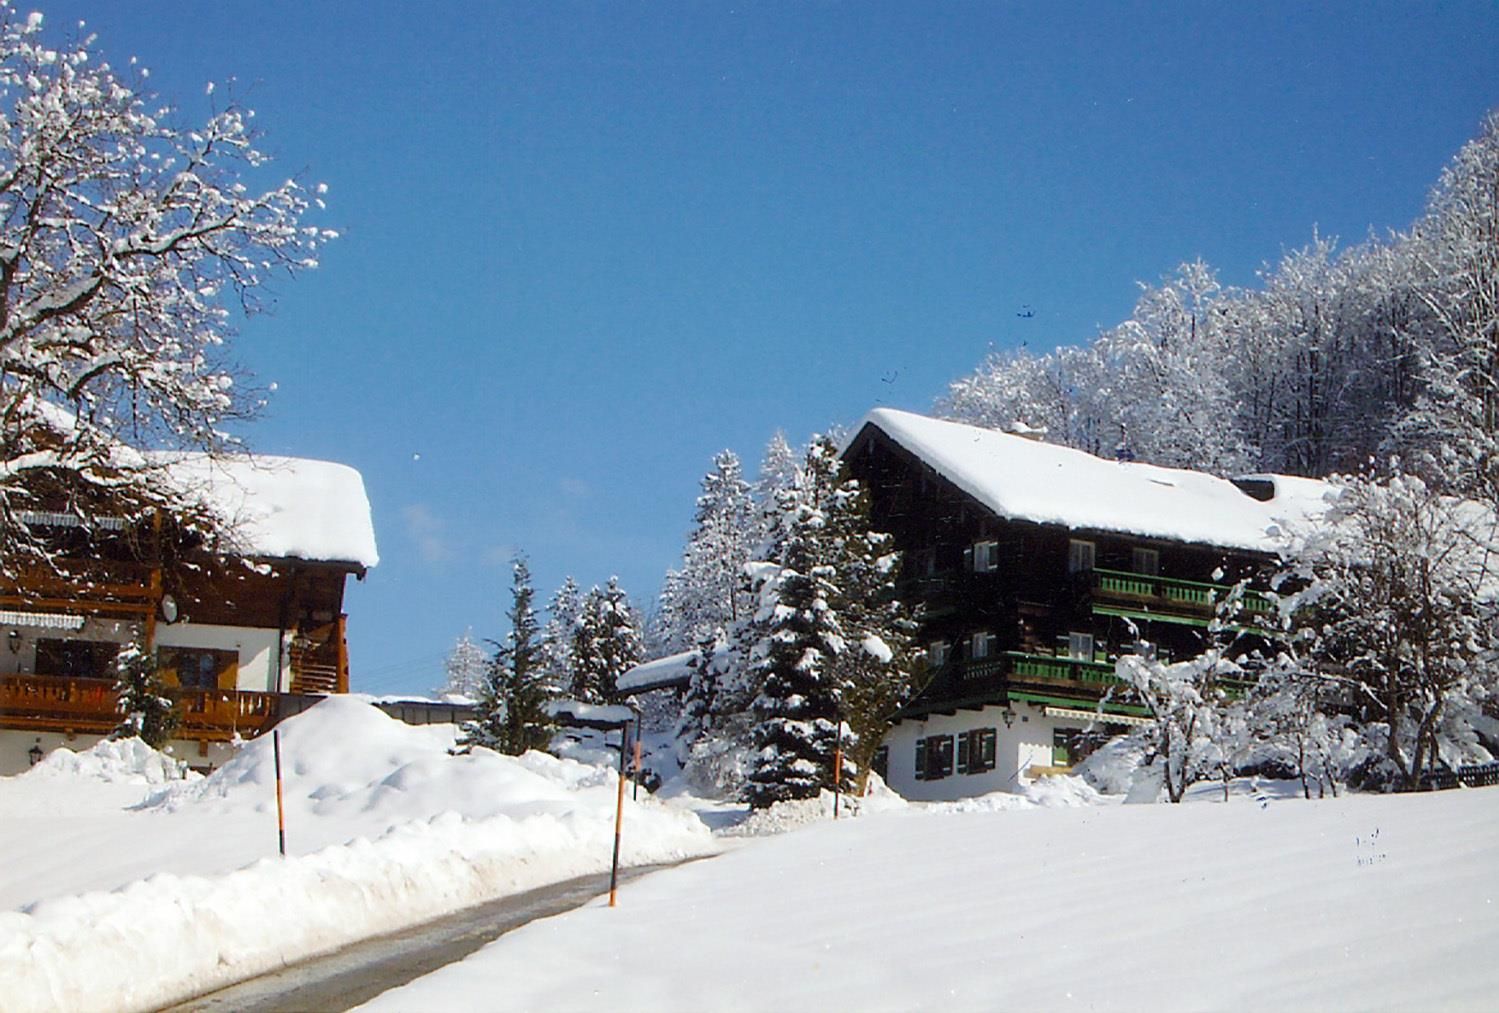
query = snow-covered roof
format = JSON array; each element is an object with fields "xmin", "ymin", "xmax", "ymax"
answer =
[
  {"xmin": 153, "ymin": 452, "xmax": 379, "ymax": 569},
  {"xmin": 854, "ymin": 409, "xmax": 1335, "ymax": 555},
  {"xmin": 547, "ymin": 699, "xmax": 638, "ymax": 726},
  {"xmin": 617, "ymin": 650, "xmax": 697, "ymax": 694}
]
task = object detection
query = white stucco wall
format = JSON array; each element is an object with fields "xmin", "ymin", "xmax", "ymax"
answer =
[
  {"xmin": 0, "ymin": 727, "xmax": 239, "ymax": 777},
  {"xmin": 0, "ymin": 616, "xmax": 284, "ymax": 690},
  {"xmin": 153, "ymin": 622, "xmax": 283, "ymax": 692},
  {"xmin": 880, "ymin": 701, "xmax": 1108, "ymax": 802}
]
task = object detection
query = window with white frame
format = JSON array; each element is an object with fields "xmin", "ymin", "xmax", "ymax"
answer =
[
  {"xmin": 927, "ymin": 640, "xmax": 950, "ymax": 668},
  {"xmin": 971, "ymin": 540, "xmax": 999, "ymax": 572},
  {"xmin": 1067, "ymin": 632, "xmax": 1094, "ymax": 661},
  {"xmin": 1068, "ymin": 539, "xmax": 1096, "ymax": 574},
  {"xmin": 970, "ymin": 631, "xmax": 997, "ymax": 660}
]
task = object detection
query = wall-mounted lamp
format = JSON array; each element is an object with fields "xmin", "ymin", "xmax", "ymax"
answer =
[
  {"xmin": 7, "ymin": 629, "xmax": 19, "ymax": 654},
  {"xmin": 1001, "ymin": 708, "xmax": 1016, "ymax": 728},
  {"xmin": 160, "ymin": 595, "xmax": 179, "ymax": 624},
  {"xmin": 28, "ymin": 740, "xmax": 43, "ymax": 766}
]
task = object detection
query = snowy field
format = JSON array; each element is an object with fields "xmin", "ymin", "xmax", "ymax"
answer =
[
  {"xmin": 0, "ymin": 699, "xmax": 713, "ymax": 1013},
  {"xmin": 5, "ymin": 702, "xmax": 1498, "ymax": 1013},
  {"xmin": 366, "ymin": 782, "xmax": 1499, "ymax": 1013}
]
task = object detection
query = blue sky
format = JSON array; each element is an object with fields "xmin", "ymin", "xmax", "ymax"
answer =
[{"xmin": 40, "ymin": 2, "xmax": 1498, "ymax": 695}]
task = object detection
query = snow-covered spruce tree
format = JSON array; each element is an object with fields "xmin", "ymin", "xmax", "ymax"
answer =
[
  {"xmin": 744, "ymin": 436, "xmax": 920, "ymax": 806},
  {"xmin": 675, "ymin": 626, "xmax": 725, "ymax": 752},
  {"xmin": 112, "ymin": 640, "xmax": 178, "ymax": 749},
  {"xmin": 457, "ymin": 557, "xmax": 555, "ymax": 755},
  {"xmin": 751, "ymin": 430, "xmax": 801, "ymax": 549},
  {"xmin": 1285, "ymin": 472, "xmax": 1499, "ymax": 790},
  {"xmin": 677, "ymin": 451, "xmax": 756, "ymax": 646},
  {"xmin": 539, "ymin": 576, "xmax": 584, "ymax": 694},
  {"xmin": 822, "ymin": 474, "xmax": 922, "ymax": 788},
  {"xmin": 0, "ymin": 7, "xmax": 333, "ymax": 569},
  {"xmin": 743, "ymin": 532, "xmax": 845, "ymax": 806},
  {"xmin": 437, "ymin": 629, "xmax": 489, "ymax": 700},
  {"xmin": 569, "ymin": 577, "xmax": 643, "ymax": 703}
]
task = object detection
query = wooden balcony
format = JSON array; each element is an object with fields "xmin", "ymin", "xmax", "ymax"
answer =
[
  {"xmin": 1004, "ymin": 651, "xmax": 1123, "ymax": 687},
  {"xmin": 1090, "ymin": 568, "xmax": 1277, "ymax": 628},
  {"xmin": 904, "ymin": 651, "xmax": 1129, "ymax": 718},
  {"xmin": 0, "ymin": 675, "xmax": 281, "ymax": 742},
  {"xmin": 0, "ymin": 560, "xmax": 160, "ymax": 617}
]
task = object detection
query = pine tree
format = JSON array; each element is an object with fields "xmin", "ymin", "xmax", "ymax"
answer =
[
  {"xmin": 112, "ymin": 640, "xmax": 178, "ymax": 749},
  {"xmin": 675, "ymin": 626, "xmax": 726, "ymax": 751},
  {"xmin": 752, "ymin": 430, "xmax": 800, "ymax": 549},
  {"xmin": 570, "ymin": 577, "xmax": 643, "ymax": 703},
  {"xmin": 744, "ymin": 438, "xmax": 862, "ymax": 806},
  {"xmin": 743, "ymin": 516, "xmax": 845, "ymax": 806},
  {"xmin": 540, "ymin": 576, "xmax": 584, "ymax": 694},
  {"xmin": 457, "ymin": 556, "xmax": 554, "ymax": 755},
  {"xmin": 823, "ymin": 477, "xmax": 922, "ymax": 787},
  {"xmin": 677, "ymin": 451, "xmax": 756, "ymax": 645},
  {"xmin": 437, "ymin": 629, "xmax": 489, "ymax": 700}
]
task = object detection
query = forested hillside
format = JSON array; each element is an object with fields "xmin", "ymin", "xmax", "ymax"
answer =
[{"xmin": 940, "ymin": 111, "xmax": 1499, "ymax": 499}]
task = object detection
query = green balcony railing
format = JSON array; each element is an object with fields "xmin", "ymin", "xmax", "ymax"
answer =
[
  {"xmin": 1091, "ymin": 568, "xmax": 1277, "ymax": 623},
  {"xmin": 1004, "ymin": 651, "xmax": 1123, "ymax": 686}
]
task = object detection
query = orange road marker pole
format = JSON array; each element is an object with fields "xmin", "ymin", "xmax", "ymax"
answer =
[
  {"xmin": 609, "ymin": 722, "xmax": 628, "ymax": 907},
  {"xmin": 273, "ymin": 728, "xmax": 287, "ymax": 857}
]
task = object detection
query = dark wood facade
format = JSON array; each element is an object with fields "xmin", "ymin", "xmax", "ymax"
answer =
[{"xmin": 843, "ymin": 423, "xmax": 1278, "ymax": 722}]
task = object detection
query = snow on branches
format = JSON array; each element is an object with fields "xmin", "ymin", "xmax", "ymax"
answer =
[{"xmin": 0, "ymin": 5, "xmax": 333, "ymax": 565}]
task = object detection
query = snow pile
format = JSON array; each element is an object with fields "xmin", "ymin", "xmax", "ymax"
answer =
[
  {"xmin": 928, "ymin": 774, "xmax": 1106, "ymax": 813},
  {"xmin": 0, "ymin": 699, "xmax": 712, "ymax": 1013},
  {"xmin": 1074, "ymin": 735, "xmax": 1150, "ymax": 794},
  {"xmin": 26, "ymin": 737, "xmax": 198, "ymax": 787},
  {"xmin": 721, "ymin": 784, "xmax": 909, "ymax": 837},
  {"xmin": 366, "ymin": 788, "xmax": 1499, "ymax": 1012}
]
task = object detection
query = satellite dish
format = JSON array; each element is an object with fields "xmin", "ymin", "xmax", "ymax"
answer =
[{"xmin": 160, "ymin": 594, "xmax": 179, "ymax": 623}]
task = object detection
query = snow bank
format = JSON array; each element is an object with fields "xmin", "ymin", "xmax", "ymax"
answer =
[
  {"xmin": 25, "ymin": 737, "xmax": 198, "ymax": 787},
  {"xmin": 365, "ymin": 788, "xmax": 1499, "ymax": 1012},
  {"xmin": 0, "ymin": 699, "xmax": 713, "ymax": 1013}
]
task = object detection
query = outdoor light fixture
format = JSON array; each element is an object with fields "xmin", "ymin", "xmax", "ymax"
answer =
[
  {"xmin": 28, "ymin": 741, "xmax": 43, "ymax": 766},
  {"xmin": 1001, "ymin": 708, "xmax": 1016, "ymax": 728},
  {"xmin": 6, "ymin": 629, "xmax": 19, "ymax": 654}
]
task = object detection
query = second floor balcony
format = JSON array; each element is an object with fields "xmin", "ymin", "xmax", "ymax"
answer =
[{"xmin": 1090, "ymin": 568, "xmax": 1278, "ymax": 628}]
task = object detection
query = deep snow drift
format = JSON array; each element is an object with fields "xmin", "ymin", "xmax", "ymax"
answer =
[
  {"xmin": 0, "ymin": 698, "xmax": 713, "ymax": 1013},
  {"xmin": 366, "ymin": 781, "xmax": 1499, "ymax": 1012}
]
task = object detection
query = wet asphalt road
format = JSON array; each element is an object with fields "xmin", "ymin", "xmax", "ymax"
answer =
[{"xmin": 158, "ymin": 859, "xmax": 705, "ymax": 1013}]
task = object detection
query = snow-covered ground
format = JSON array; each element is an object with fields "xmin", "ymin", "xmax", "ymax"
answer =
[
  {"xmin": 7, "ymin": 702, "xmax": 1498, "ymax": 1013},
  {"xmin": 0, "ymin": 698, "xmax": 713, "ymax": 1013},
  {"xmin": 365, "ymin": 781, "xmax": 1499, "ymax": 1012}
]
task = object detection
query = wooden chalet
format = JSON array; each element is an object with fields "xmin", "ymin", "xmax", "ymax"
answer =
[
  {"xmin": 0, "ymin": 454, "xmax": 378, "ymax": 774},
  {"xmin": 842, "ymin": 409, "xmax": 1329, "ymax": 801}
]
